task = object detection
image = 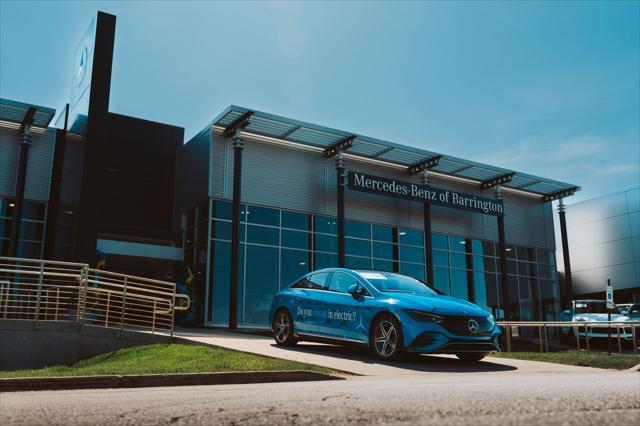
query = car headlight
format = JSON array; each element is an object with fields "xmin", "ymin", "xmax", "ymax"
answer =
[
  {"xmin": 405, "ymin": 310, "xmax": 444, "ymax": 323},
  {"xmin": 487, "ymin": 314, "xmax": 495, "ymax": 326}
]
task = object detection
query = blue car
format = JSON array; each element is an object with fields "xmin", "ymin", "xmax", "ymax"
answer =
[{"xmin": 269, "ymin": 268, "xmax": 501, "ymax": 362}]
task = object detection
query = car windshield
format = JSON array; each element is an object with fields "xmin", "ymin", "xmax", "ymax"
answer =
[
  {"xmin": 574, "ymin": 301, "xmax": 620, "ymax": 314},
  {"xmin": 357, "ymin": 271, "xmax": 436, "ymax": 295}
]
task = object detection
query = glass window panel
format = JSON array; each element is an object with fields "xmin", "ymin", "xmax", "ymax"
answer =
[
  {"xmin": 516, "ymin": 246, "xmax": 528, "ymax": 261},
  {"xmin": 398, "ymin": 228, "xmax": 423, "ymax": 247},
  {"xmin": 346, "ymin": 256, "xmax": 371, "ymax": 269},
  {"xmin": 314, "ymin": 215, "xmax": 337, "ymax": 234},
  {"xmin": 508, "ymin": 276, "xmax": 520, "ymax": 320},
  {"xmin": 483, "ymin": 257, "xmax": 496, "ymax": 272},
  {"xmin": 19, "ymin": 221, "xmax": 44, "ymax": 242},
  {"xmin": 536, "ymin": 248, "xmax": 555, "ymax": 265},
  {"xmin": 282, "ymin": 211, "xmax": 311, "ymax": 231},
  {"xmin": 450, "ymin": 269, "xmax": 469, "ymax": 300},
  {"xmin": 17, "ymin": 241, "xmax": 41, "ymax": 259},
  {"xmin": 345, "ymin": 238, "xmax": 370, "ymax": 257},
  {"xmin": 433, "ymin": 250, "xmax": 449, "ymax": 267},
  {"xmin": 211, "ymin": 220, "xmax": 242, "ymax": 241},
  {"xmin": 315, "ymin": 234, "xmax": 337, "ymax": 253},
  {"xmin": 537, "ymin": 264, "xmax": 554, "ymax": 280},
  {"xmin": 472, "ymin": 255, "xmax": 485, "ymax": 271},
  {"xmin": 282, "ymin": 230, "xmax": 311, "ymax": 250},
  {"xmin": 506, "ymin": 245, "xmax": 516, "ymax": 259},
  {"xmin": 281, "ymin": 249, "xmax": 311, "ymax": 287},
  {"xmin": 21, "ymin": 201, "xmax": 46, "ymax": 220},
  {"xmin": 372, "ymin": 242, "xmax": 394, "ymax": 260},
  {"xmin": 210, "ymin": 241, "xmax": 244, "ymax": 324},
  {"xmin": 246, "ymin": 205, "xmax": 279, "ymax": 226},
  {"xmin": 449, "ymin": 236, "xmax": 466, "ymax": 252},
  {"xmin": 372, "ymin": 259, "xmax": 394, "ymax": 272},
  {"xmin": 329, "ymin": 272, "xmax": 360, "ymax": 293},
  {"xmin": 517, "ymin": 261, "xmax": 534, "ymax": 277},
  {"xmin": 432, "ymin": 233, "xmax": 448, "ymax": 250},
  {"xmin": 244, "ymin": 245, "xmax": 279, "ymax": 326},
  {"xmin": 247, "ymin": 225, "xmax": 279, "ymax": 246},
  {"xmin": 507, "ymin": 260, "xmax": 517, "ymax": 275},
  {"xmin": 450, "ymin": 252, "xmax": 467, "ymax": 269},
  {"xmin": 315, "ymin": 252, "xmax": 338, "ymax": 269},
  {"xmin": 372, "ymin": 224, "xmax": 393, "ymax": 242},
  {"xmin": 433, "ymin": 266, "xmax": 450, "ymax": 294},
  {"xmin": 473, "ymin": 271, "xmax": 489, "ymax": 311},
  {"xmin": 399, "ymin": 263, "xmax": 425, "ymax": 282},
  {"xmin": 482, "ymin": 241, "xmax": 496, "ymax": 257},
  {"xmin": 345, "ymin": 220, "xmax": 370, "ymax": 239},
  {"xmin": 212, "ymin": 200, "xmax": 233, "ymax": 220},
  {"xmin": 399, "ymin": 245, "xmax": 424, "ymax": 264}
]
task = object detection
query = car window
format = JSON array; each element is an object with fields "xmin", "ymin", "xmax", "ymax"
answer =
[
  {"xmin": 629, "ymin": 305, "xmax": 640, "ymax": 314},
  {"xmin": 292, "ymin": 273, "xmax": 330, "ymax": 290},
  {"xmin": 328, "ymin": 272, "xmax": 359, "ymax": 293}
]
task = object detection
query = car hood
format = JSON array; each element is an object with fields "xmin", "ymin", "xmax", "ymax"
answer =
[
  {"xmin": 383, "ymin": 292, "xmax": 488, "ymax": 316},
  {"xmin": 573, "ymin": 314, "xmax": 629, "ymax": 322}
]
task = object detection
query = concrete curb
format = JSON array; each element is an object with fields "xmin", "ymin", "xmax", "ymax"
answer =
[
  {"xmin": 626, "ymin": 363, "xmax": 640, "ymax": 372},
  {"xmin": 0, "ymin": 370, "xmax": 343, "ymax": 392}
]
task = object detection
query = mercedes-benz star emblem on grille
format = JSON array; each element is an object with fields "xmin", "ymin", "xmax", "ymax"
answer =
[{"xmin": 467, "ymin": 319, "xmax": 480, "ymax": 334}]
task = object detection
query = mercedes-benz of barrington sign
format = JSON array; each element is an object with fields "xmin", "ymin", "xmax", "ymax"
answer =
[{"xmin": 347, "ymin": 172, "xmax": 504, "ymax": 216}]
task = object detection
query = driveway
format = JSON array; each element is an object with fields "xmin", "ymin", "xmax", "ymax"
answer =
[{"xmin": 175, "ymin": 328, "xmax": 603, "ymax": 376}]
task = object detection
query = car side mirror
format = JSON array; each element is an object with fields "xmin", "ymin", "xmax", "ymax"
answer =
[{"xmin": 348, "ymin": 284, "xmax": 364, "ymax": 298}]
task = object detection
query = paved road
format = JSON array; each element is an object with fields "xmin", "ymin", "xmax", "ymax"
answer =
[{"xmin": 2, "ymin": 370, "xmax": 638, "ymax": 425}]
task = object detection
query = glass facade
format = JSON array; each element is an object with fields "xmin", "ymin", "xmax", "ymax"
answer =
[
  {"xmin": 205, "ymin": 199, "xmax": 560, "ymax": 327},
  {"xmin": 0, "ymin": 197, "xmax": 47, "ymax": 258}
]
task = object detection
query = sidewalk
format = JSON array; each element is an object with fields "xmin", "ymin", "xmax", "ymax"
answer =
[{"xmin": 175, "ymin": 327, "xmax": 603, "ymax": 376}]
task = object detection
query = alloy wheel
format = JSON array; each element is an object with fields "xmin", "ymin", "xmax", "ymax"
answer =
[
  {"xmin": 274, "ymin": 312, "xmax": 290, "ymax": 343},
  {"xmin": 374, "ymin": 319, "xmax": 398, "ymax": 357}
]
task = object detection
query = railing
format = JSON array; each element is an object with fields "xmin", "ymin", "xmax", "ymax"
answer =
[
  {"xmin": 0, "ymin": 256, "xmax": 189, "ymax": 337},
  {"xmin": 497, "ymin": 321, "xmax": 640, "ymax": 355}
]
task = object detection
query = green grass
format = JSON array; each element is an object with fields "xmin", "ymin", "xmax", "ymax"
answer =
[
  {"xmin": 0, "ymin": 344, "xmax": 333, "ymax": 378},
  {"xmin": 493, "ymin": 350, "xmax": 640, "ymax": 370}
]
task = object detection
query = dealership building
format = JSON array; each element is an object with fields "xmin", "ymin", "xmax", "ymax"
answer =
[{"xmin": 1, "ymin": 11, "xmax": 587, "ymax": 329}]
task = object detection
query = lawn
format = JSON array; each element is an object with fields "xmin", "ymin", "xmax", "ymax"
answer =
[
  {"xmin": 493, "ymin": 350, "xmax": 640, "ymax": 370},
  {"xmin": 0, "ymin": 344, "xmax": 332, "ymax": 378}
]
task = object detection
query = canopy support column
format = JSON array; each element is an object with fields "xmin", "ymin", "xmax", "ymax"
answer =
[
  {"xmin": 421, "ymin": 170, "xmax": 434, "ymax": 286},
  {"xmin": 228, "ymin": 129, "xmax": 244, "ymax": 330},
  {"xmin": 336, "ymin": 151, "xmax": 346, "ymax": 267},
  {"xmin": 558, "ymin": 198, "xmax": 573, "ymax": 306},
  {"xmin": 495, "ymin": 186, "xmax": 510, "ymax": 320}
]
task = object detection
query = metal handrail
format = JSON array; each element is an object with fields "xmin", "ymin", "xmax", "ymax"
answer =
[
  {"xmin": 496, "ymin": 321, "xmax": 640, "ymax": 355},
  {"xmin": 0, "ymin": 256, "xmax": 188, "ymax": 337}
]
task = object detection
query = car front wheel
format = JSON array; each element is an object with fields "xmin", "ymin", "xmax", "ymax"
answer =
[
  {"xmin": 370, "ymin": 314, "xmax": 403, "ymax": 360},
  {"xmin": 272, "ymin": 309, "xmax": 297, "ymax": 346},
  {"xmin": 455, "ymin": 352, "xmax": 487, "ymax": 363}
]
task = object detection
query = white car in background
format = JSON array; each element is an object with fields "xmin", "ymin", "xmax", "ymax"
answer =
[{"xmin": 560, "ymin": 300, "xmax": 635, "ymax": 345}]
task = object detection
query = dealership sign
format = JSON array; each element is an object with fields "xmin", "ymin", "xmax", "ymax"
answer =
[{"xmin": 347, "ymin": 172, "xmax": 504, "ymax": 216}]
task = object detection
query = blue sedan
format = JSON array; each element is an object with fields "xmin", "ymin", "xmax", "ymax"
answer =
[{"xmin": 269, "ymin": 268, "xmax": 501, "ymax": 362}]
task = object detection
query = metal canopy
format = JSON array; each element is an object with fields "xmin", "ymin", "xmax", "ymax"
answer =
[
  {"xmin": 0, "ymin": 98, "xmax": 55, "ymax": 129},
  {"xmin": 211, "ymin": 105, "xmax": 580, "ymax": 200}
]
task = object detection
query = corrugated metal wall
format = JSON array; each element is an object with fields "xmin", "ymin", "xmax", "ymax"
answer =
[
  {"xmin": 209, "ymin": 133, "xmax": 556, "ymax": 249},
  {"xmin": 0, "ymin": 123, "xmax": 56, "ymax": 202}
]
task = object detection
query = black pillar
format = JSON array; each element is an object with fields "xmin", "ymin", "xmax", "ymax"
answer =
[
  {"xmin": 336, "ymin": 151, "xmax": 346, "ymax": 267},
  {"xmin": 421, "ymin": 171, "xmax": 433, "ymax": 285},
  {"xmin": 228, "ymin": 129, "xmax": 244, "ymax": 329},
  {"xmin": 496, "ymin": 187, "xmax": 510, "ymax": 320},
  {"xmin": 8, "ymin": 126, "xmax": 33, "ymax": 258},
  {"xmin": 558, "ymin": 198, "xmax": 573, "ymax": 306}
]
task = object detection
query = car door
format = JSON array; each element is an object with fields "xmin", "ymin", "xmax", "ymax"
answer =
[
  {"xmin": 289, "ymin": 272, "xmax": 331, "ymax": 335},
  {"xmin": 323, "ymin": 272, "xmax": 371, "ymax": 343}
]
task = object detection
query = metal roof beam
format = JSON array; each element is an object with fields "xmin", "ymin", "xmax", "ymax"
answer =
[
  {"xmin": 480, "ymin": 172, "xmax": 515, "ymax": 189},
  {"xmin": 543, "ymin": 187, "xmax": 580, "ymax": 202},
  {"xmin": 19, "ymin": 107, "xmax": 37, "ymax": 133},
  {"xmin": 407, "ymin": 155, "xmax": 443, "ymax": 175},
  {"xmin": 323, "ymin": 135, "xmax": 356, "ymax": 158},
  {"xmin": 371, "ymin": 146, "xmax": 394, "ymax": 158},
  {"xmin": 280, "ymin": 125, "xmax": 301, "ymax": 139},
  {"xmin": 222, "ymin": 111, "xmax": 254, "ymax": 138},
  {"xmin": 450, "ymin": 164, "xmax": 474, "ymax": 174}
]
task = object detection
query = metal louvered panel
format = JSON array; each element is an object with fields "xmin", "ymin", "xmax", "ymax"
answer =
[{"xmin": 0, "ymin": 123, "xmax": 56, "ymax": 201}]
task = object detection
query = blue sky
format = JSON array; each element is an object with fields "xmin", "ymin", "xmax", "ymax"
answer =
[{"xmin": 1, "ymin": 1, "xmax": 638, "ymax": 203}]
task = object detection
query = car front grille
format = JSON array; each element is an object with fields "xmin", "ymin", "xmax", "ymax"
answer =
[
  {"xmin": 439, "ymin": 342, "xmax": 498, "ymax": 352},
  {"xmin": 440, "ymin": 315, "xmax": 494, "ymax": 336}
]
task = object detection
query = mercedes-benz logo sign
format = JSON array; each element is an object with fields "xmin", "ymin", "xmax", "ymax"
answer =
[{"xmin": 467, "ymin": 319, "xmax": 480, "ymax": 334}]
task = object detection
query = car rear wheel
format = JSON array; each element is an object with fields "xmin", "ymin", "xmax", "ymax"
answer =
[
  {"xmin": 272, "ymin": 309, "xmax": 297, "ymax": 346},
  {"xmin": 455, "ymin": 352, "xmax": 487, "ymax": 363},
  {"xmin": 370, "ymin": 314, "xmax": 403, "ymax": 360}
]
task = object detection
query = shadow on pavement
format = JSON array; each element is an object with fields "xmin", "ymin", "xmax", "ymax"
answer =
[{"xmin": 275, "ymin": 342, "xmax": 517, "ymax": 373}]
